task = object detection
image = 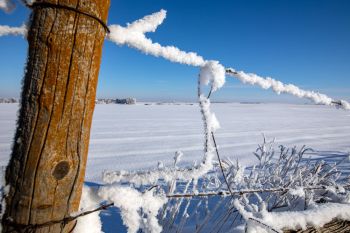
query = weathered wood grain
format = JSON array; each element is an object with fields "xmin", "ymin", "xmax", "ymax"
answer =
[{"xmin": 2, "ymin": 0, "xmax": 110, "ymax": 232}]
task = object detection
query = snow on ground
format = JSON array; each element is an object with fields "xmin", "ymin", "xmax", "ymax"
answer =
[{"xmin": 0, "ymin": 102, "xmax": 349, "ymax": 183}]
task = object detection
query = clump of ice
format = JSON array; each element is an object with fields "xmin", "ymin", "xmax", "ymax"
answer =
[
  {"xmin": 98, "ymin": 185, "xmax": 167, "ymax": 233},
  {"xmin": 0, "ymin": 0, "xmax": 15, "ymax": 13},
  {"xmin": 0, "ymin": 24, "xmax": 27, "ymax": 37},
  {"xmin": 107, "ymin": 9, "xmax": 205, "ymax": 67},
  {"xmin": 199, "ymin": 95, "xmax": 220, "ymax": 134},
  {"xmin": 340, "ymin": 100, "xmax": 350, "ymax": 110},
  {"xmin": 288, "ymin": 187, "xmax": 305, "ymax": 198},
  {"xmin": 74, "ymin": 186, "xmax": 104, "ymax": 233},
  {"xmin": 200, "ymin": 61, "xmax": 226, "ymax": 92}
]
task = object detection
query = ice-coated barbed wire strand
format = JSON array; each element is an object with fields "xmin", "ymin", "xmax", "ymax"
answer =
[
  {"xmin": 3, "ymin": 202, "xmax": 114, "ymax": 232},
  {"xmin": 0, "ymin": 0, "xmax": 15, "ymax": 13},
  {"xmin": 198, "ymin": 66, "xmax": 236, "ymax": 199},
  {"xmin": 2, "ymin": 9, "xmax": 349, "ymax": 109},
  {"xmin": 198, "ymin": 77, "xmax": 210, "ymax": 154},
  {"xmin": 106, "ymin": 9, "xmax": 350, "ymax": 110},
  {"xmin": 225, "ymin": 69, "xmax": 350, "ymax": 110},
  {"xmin": 107, "ymin": 10, "xmax": 206, "ymax": 67},
  {"xmin": 0, "ymin": 24, "xmax": 27, "ymax": 37},
  {"xmin": 166, "ymin": 184, "xmax": 350, "ymax": 198}
]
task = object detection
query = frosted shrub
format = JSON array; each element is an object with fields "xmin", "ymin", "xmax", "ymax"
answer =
[{"xmin": 156, "ymin": 140, "xmax": 350, "ymax": 232}]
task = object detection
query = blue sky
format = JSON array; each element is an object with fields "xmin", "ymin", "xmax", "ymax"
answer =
[{"xmin": 1, "ymin": 0, "xmax": 350, "ymax": 102}]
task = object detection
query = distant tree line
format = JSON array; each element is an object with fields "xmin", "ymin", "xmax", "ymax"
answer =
[{"xmin": 0, "ymin": 98, "xmax": 18, "ymax": 103}]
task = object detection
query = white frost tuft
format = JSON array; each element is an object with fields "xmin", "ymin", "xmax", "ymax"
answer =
[
  {"xmin": 0, "ymin": 24, "xmax": 27, "ymax": 37},
  {"xmin": 340, "ymin": 100, "xmax": 350, "ymax": 110},
  {"xmin": 288, "ymin": 187, "xmax": 305, "ymax": 198},
  {"xmin": 0, "ymin": 0, "xmax": 15, "ymax": 13},
  {"xmin": 200, "ymin": 60, "xmax": 226, "ymax": 92},
  {"xmin": 98, "ymin": 185, "xmax": 167, "ymax": 233},
  {"xmin": 199, "ymin": 95, "xmax": 220, "ymax": 133},
  {"xmin": 74, "ymin": 186, "xmax": 104, "ymax": 233},
  {"xmin": 107, "ymin": 9, "xmax": 206, "ymax": 67}
]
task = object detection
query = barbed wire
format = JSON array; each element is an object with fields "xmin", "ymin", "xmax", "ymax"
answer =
[
  {"xmin": 3, "ymin": 202, "xmax": 114, "ymax": 233},
  {"xmin": 166, "ymin": 185, "xmax": 350, "ymax": 198}
]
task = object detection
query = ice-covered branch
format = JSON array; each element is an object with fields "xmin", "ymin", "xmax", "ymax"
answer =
[
  {"xmin": 0, "ymin": 24, "xmax": 27, "ymax": 37},
  {"xmin": 0, "ymin": 0, "xmax": 15, "ymax": 13}
]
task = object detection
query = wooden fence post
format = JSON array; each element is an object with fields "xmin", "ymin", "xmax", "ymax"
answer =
[{"xmin": 2, "ymin": 0, "xmax": 110, "ymax": 232}]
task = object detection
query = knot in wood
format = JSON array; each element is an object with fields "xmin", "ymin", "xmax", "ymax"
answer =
[{"xmin": 52, "ymin": 161, "xmax": 70, "ymax": 180}]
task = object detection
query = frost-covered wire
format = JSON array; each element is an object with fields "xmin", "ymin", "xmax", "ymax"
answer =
[
  {"xmin": 0, "ymin": 0, "xmax": 15, "ymax": 13},
  {"xmin": 2, "ymin": 8, "xmax": 348, "ymax": 109},
  {"xmin": 226, "ymin": 68, "xmax": 350, "ymax": 110},
  {"xmin": 0, "ymin": 24, "xmax": 27, "ymax": 37},
  {"xmin": 107, "ymin": 10, "xmax": 206, "ymax": 67},
  {"xmin": 107, "ymin": 9, "xmax": 350, "ymax": 110}
]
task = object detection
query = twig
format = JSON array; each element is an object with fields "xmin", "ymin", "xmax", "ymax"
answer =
[
  {"xmin": 207, "ymin": 87, "xmax": 213, "ymax": 99},
  {"xmin": 211, "ymin": 132, "xmax": 235, "ymax": 197},
  {"xmin": 246, "ymin": 217, "xmax": 281, "ymax": 233}
]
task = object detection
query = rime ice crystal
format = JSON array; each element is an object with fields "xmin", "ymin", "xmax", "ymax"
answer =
[
  {"xmin": 98, "ymin": 185, "xmax": 167, "ymax": 233},
  {"xmin": 74, "ymin": 186, "xmax": 104, "ymax": 233},
  {"xmin": 200, "ymin": 61, "xmax": 226, "ymax": 92}
]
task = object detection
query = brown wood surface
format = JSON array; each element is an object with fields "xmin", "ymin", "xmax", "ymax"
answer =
[
  {"xmin": 2, "ymin": 0, "xmax": 110, "ymax": 232},
  {"xmin": 284, "ymin": 220, "xmax": 350, "ymax": 233}
]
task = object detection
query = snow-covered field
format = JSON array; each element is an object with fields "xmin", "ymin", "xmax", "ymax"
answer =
[{"xmin": 0, "ymin": 102, "xmax": 349, "ymax": 183}]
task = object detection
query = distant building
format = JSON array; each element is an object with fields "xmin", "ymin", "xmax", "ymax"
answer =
[
  {"xmin": 95, "ymin": 98, "xmax": 136, "ymax": 105},
  {"xmin": 116, "ymin": 98, "xmax": 136, "ymax": 105}
]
